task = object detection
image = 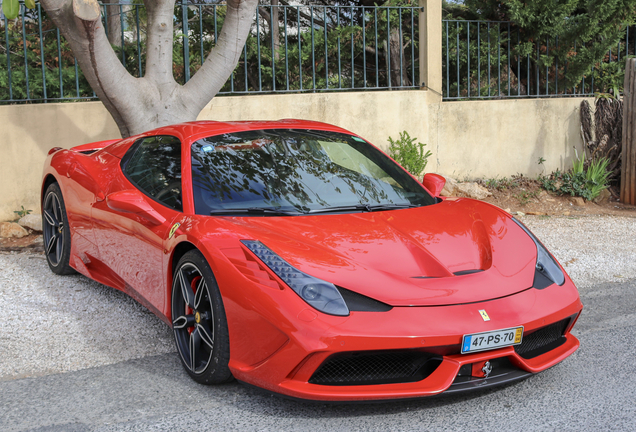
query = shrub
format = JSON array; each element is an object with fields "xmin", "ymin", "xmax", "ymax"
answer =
[
  {"xmin": 14, "ymin": 206, "xmax": 32, "ymax": 218},
  {"xmin": 387, "ymin": 131, "xmax": 432, "ymax": 177},
  {"xmin": 584, "ymin": 157, "xmax": 612, "ymax": 199},
  {"xmin": 540, "ymin": 156, "xmax": 611, "ymax": 201}
]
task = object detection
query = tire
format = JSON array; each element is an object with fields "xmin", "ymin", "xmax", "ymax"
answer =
[
  {"xmin": 171, "ymin": 250, "xmax": 232, "ymax": 384},
  {"xmin": 42, "ymin": 183, "xmax": 75, "ymax": 275}
]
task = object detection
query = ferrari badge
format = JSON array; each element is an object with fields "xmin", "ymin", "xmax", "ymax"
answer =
[
  {"xmin": 169, "ymin": 222, "xmax": 181, "ymax": 239},
  {"xmin": 479, "ymin": 309, "xmax": 490, "ymax": 321}
]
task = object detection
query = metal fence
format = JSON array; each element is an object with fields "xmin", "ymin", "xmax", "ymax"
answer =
[
  {"xmin": 442, "ymin": 19, "xmax": 634, "ymax": 100},
  {"xmin": 1, "ymin": 2, "xmax": 420, "ymax": 104}
]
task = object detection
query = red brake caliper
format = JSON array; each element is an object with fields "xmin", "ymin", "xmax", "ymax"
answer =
[{"xmin": 187, "ymin": 276, "xmax": 202, "ymax": 334}]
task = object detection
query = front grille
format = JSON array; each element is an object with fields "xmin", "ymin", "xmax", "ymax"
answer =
[
  {"xmin": 309, "ymin": 350, "xmax": 442, "ymax": 386},
  {"xmin": 515, "ymin": 319, "xmax": 570, "ymax": 359}
]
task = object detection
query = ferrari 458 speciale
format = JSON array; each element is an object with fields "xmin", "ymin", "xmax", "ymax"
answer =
[{"xmin": 41, "ymin": 120, "xmax": 582, "ymax": 401}]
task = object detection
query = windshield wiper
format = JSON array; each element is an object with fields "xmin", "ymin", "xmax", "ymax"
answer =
[
  {"xmin": 306, "ymin": 203, "xmax": 418, "ymax": 214},
  {"xmin": 209, "ymin": 207, "xmax": 300, "ymax": 216}
]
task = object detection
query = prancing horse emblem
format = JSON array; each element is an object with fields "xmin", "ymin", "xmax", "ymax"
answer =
[
  {"xmin": 168, "ymin": 222, "xmax": 181, "ymax": 239},
  {"xmin": 479, "ymin": 309, "xmax": 490, "ymax": 321},
  {"xmin": 482, "ymin": 361, "xmax": 493, "ymax": 378}
]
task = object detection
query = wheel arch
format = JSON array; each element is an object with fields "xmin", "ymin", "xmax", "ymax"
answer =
[
  {"xmin": 167, "ymin": 241, "xmax": 200, "ymax": 319},
  {"xmin": 41, "ymin": 174, "xmax": 59, "ymax": 207},
  {"xmin": 170, "ymin": 241, "xmax": 199, "ymax": 277}
]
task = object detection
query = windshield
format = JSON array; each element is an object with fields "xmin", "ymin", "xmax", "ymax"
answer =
[{"xmin": 191, "ymin": 129, "xmax": 436, "ymax": 215}]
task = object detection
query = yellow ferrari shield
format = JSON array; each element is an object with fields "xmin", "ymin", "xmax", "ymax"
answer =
[
  {"xmin": 168, "ymin": 222, "xmax": 181, "ymax": 239},
  {"xmin": 479, "ymin": 309, "xmax": 490, "ymax": 321}
]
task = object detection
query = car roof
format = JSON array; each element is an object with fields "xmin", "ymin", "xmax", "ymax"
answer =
[
  {"xmin": 87, "ymin": 120, "xmax": 358, "ymax": 159},
  {"xmin": 159, "ymin": 119, "xmax": 354, "ymax": 140}
]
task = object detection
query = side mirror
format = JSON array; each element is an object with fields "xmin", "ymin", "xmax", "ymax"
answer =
[
  {"xmin": 423, "ymin": 173, "xmax": 446, "ymax": 197},
  {"xmin": 106, "ymin": 190, "xmax": 166, "ymax": 225}
]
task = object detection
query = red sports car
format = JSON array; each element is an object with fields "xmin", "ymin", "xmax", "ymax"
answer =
[{"xmin": 41, "ymin": 120, "xmax": 582, "ymax": 401}]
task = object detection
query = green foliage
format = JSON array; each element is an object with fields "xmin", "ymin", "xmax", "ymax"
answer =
[
  {"xmin": 444, "ymin": 0, "xmax": 636, "ymax": 95},
  {"xmin": 541, "ymin": 170, "xmax": 586, "ymax": 198},
  {"xmin": 540, "ymin": 157, "xmax": 611, "ymax": 201},
  {"xmin": 572, "ymin": 150, "xmax": 585, "ymax": 174},
  {"xmin": 219, "ymin": 4, "xmax": 418, "ymax": 92},
  {"xmin": 2, "ymin": 0, "xmax": 20, "ymax": 20},
  {"xmin": 13, "ymin": 206, "xmax": 32, "ymax": 218},
  {"xmin": 593, "ymin": 60, "xmax": 632, "ymax": 97},
  {"xmin": 387, "ymin": 131, "xmax": 432, "ymax": 177},
  {"xmin": 585, "ymin": 157, "xmax": 612, "ymax": 199},
  {"xmin": 516, "ymin": 190, "xmax": 540, "ymax": 206},
  {"xmin": 442, "ymin": 19, "xmax": 513, "ymax": 97},
  {"xmin": 484, "ymin": 176, "xmax": 521, "ymax": 191},
  {"xmin": 2, "ymin": 2, "xmax": 419, "ymax": 103},
  {"xmin": 1, "ymin": 0, "xmax": 35, "ymax": 19},
  {"xmin": 0, "ymin": 15, "xmax": 94, "ymax": 101},
  {"xmin": 133, "ymin": 2, "xmax": 418, "ymax": 91}
]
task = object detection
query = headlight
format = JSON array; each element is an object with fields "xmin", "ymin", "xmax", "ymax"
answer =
[
  {"xmin": 512, "ymin": 218, "xmax": 565, "ymax": 286},
  {"xmin": 241, "ymin": 240, "xmax": 350, "ymax": 316}
]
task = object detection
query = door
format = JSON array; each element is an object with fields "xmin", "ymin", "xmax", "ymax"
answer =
[{"xmin": 91, "ymin": 135, "xmax": 183, "ymax": 314}]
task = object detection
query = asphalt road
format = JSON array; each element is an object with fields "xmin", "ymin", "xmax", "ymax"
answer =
[{"xmin": 1, "ymin": 277, "xmax": 635, "ymax": 432}]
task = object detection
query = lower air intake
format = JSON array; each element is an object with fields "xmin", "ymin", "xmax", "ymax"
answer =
[
  {"xmin": 309, "ymin": 350, "xmax": 442, "ymax": 386},
  {"xmin": 515, "ymin": 318, "xmax": 570, "ymax": 359}
]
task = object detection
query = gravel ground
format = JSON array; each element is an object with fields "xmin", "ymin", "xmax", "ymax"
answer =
[
  {"xmin": 0, "ymin": 256, "xmax": 174, "ymax": 381},
  {"xmin": 0, "ymin": 214, "xmax": 634, "ymax": 381},
  {"xmin": 521, "ymin": 214, "xmax": 636, "ymax": 288}
]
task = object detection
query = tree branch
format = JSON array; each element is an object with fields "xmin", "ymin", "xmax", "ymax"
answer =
[
  {"xmin": 279, "ymin": 0, "xmax": 329, "ymax": 29},
  {"xmin": 40, "ymin": 0, "xmax": 140, "ymax": 137},
  {"xmin": 258, "ymin": 6, "xmax": 271, "ymax": 23},
  {"xmin": 143, "ymin": 0, "xmax": 176, "ymax": 86},
  {"xmin": 183, "ymin": 0, "xmax": 258, "ymax": 112}
]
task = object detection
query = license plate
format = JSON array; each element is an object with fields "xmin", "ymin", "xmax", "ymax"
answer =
[{"xmin": 461, "ymin": 326, "xmax": 523, "ymax": 354}]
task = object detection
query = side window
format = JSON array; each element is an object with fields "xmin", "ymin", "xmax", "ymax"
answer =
[{"xmin": 123, "ymin": 135, "xmax": 182, "ymax": 211}]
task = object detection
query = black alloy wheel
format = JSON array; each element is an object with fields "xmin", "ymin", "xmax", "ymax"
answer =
[
  {"xmin": 42, "ymin": 183, "xmax": 74, "ymax": 275},
  {"xmin": 172, "ymin": 250, "xmax": 232, "ymax": 384}
]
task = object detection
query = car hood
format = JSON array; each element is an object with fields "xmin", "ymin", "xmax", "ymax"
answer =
[{"xmin": 213, "ymin": 199, "xmax": 538, "ymax": 306}]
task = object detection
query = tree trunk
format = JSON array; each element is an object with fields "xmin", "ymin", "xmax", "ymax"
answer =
[
  {"xmin": 257, "ymin": 2, "xmax": 280, "ymax": 61},
  {"xmin": 103, "ymin": 0, "xmax": 122, "ymax": 48},
  {"xmin": 271, "ymin": 0, "xmax": 280, "ymax": 61},
  {"xmin": 621, "ymin": 58, "xmax": 636, "ymax": 204},
  {"xmin": 39, "ymin": 0, "xmax": 258, "ymax": 138},
  {"xmin": 388, "ymin": 28, "xmax": 410, "ymax": 87}
]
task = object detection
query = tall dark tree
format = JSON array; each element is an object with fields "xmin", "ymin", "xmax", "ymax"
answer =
[{"xmin": 446, "ymin": 0, "xmax": 636, "ymax": 91}]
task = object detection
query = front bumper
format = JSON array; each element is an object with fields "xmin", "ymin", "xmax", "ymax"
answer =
[
  {"xmin": 275, "ymin": 332, "xmax": 578, "ymax": 401},
  {"xmin": 227, "ymin": 280, "xmax": 582, "ymax": 402}
]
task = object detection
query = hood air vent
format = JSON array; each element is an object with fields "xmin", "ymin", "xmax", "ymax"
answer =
[{"xmin": 411, "ymin": 269, "xmax": 484, "ymax": 279}]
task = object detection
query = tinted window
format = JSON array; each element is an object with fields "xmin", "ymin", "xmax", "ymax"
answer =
[
  {"xmin": 191, "ymin": 129, "xmax": 435, "ymax": 215},
  {"xmin": 124, "ymin": 135, "xmax": 182, "ymax": 211}
]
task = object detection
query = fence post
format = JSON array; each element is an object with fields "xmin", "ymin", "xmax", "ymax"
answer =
[
  {"xmin": 182, "ymin": 0, "xmax": 190, "ymax": 83},
  {"xmin": 622, "ymin": 58, "xmax": 636, "ymax": 205},
  {"xmin": 419, "ymin": 0, "xmax": 442, "ymax": 94}
]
